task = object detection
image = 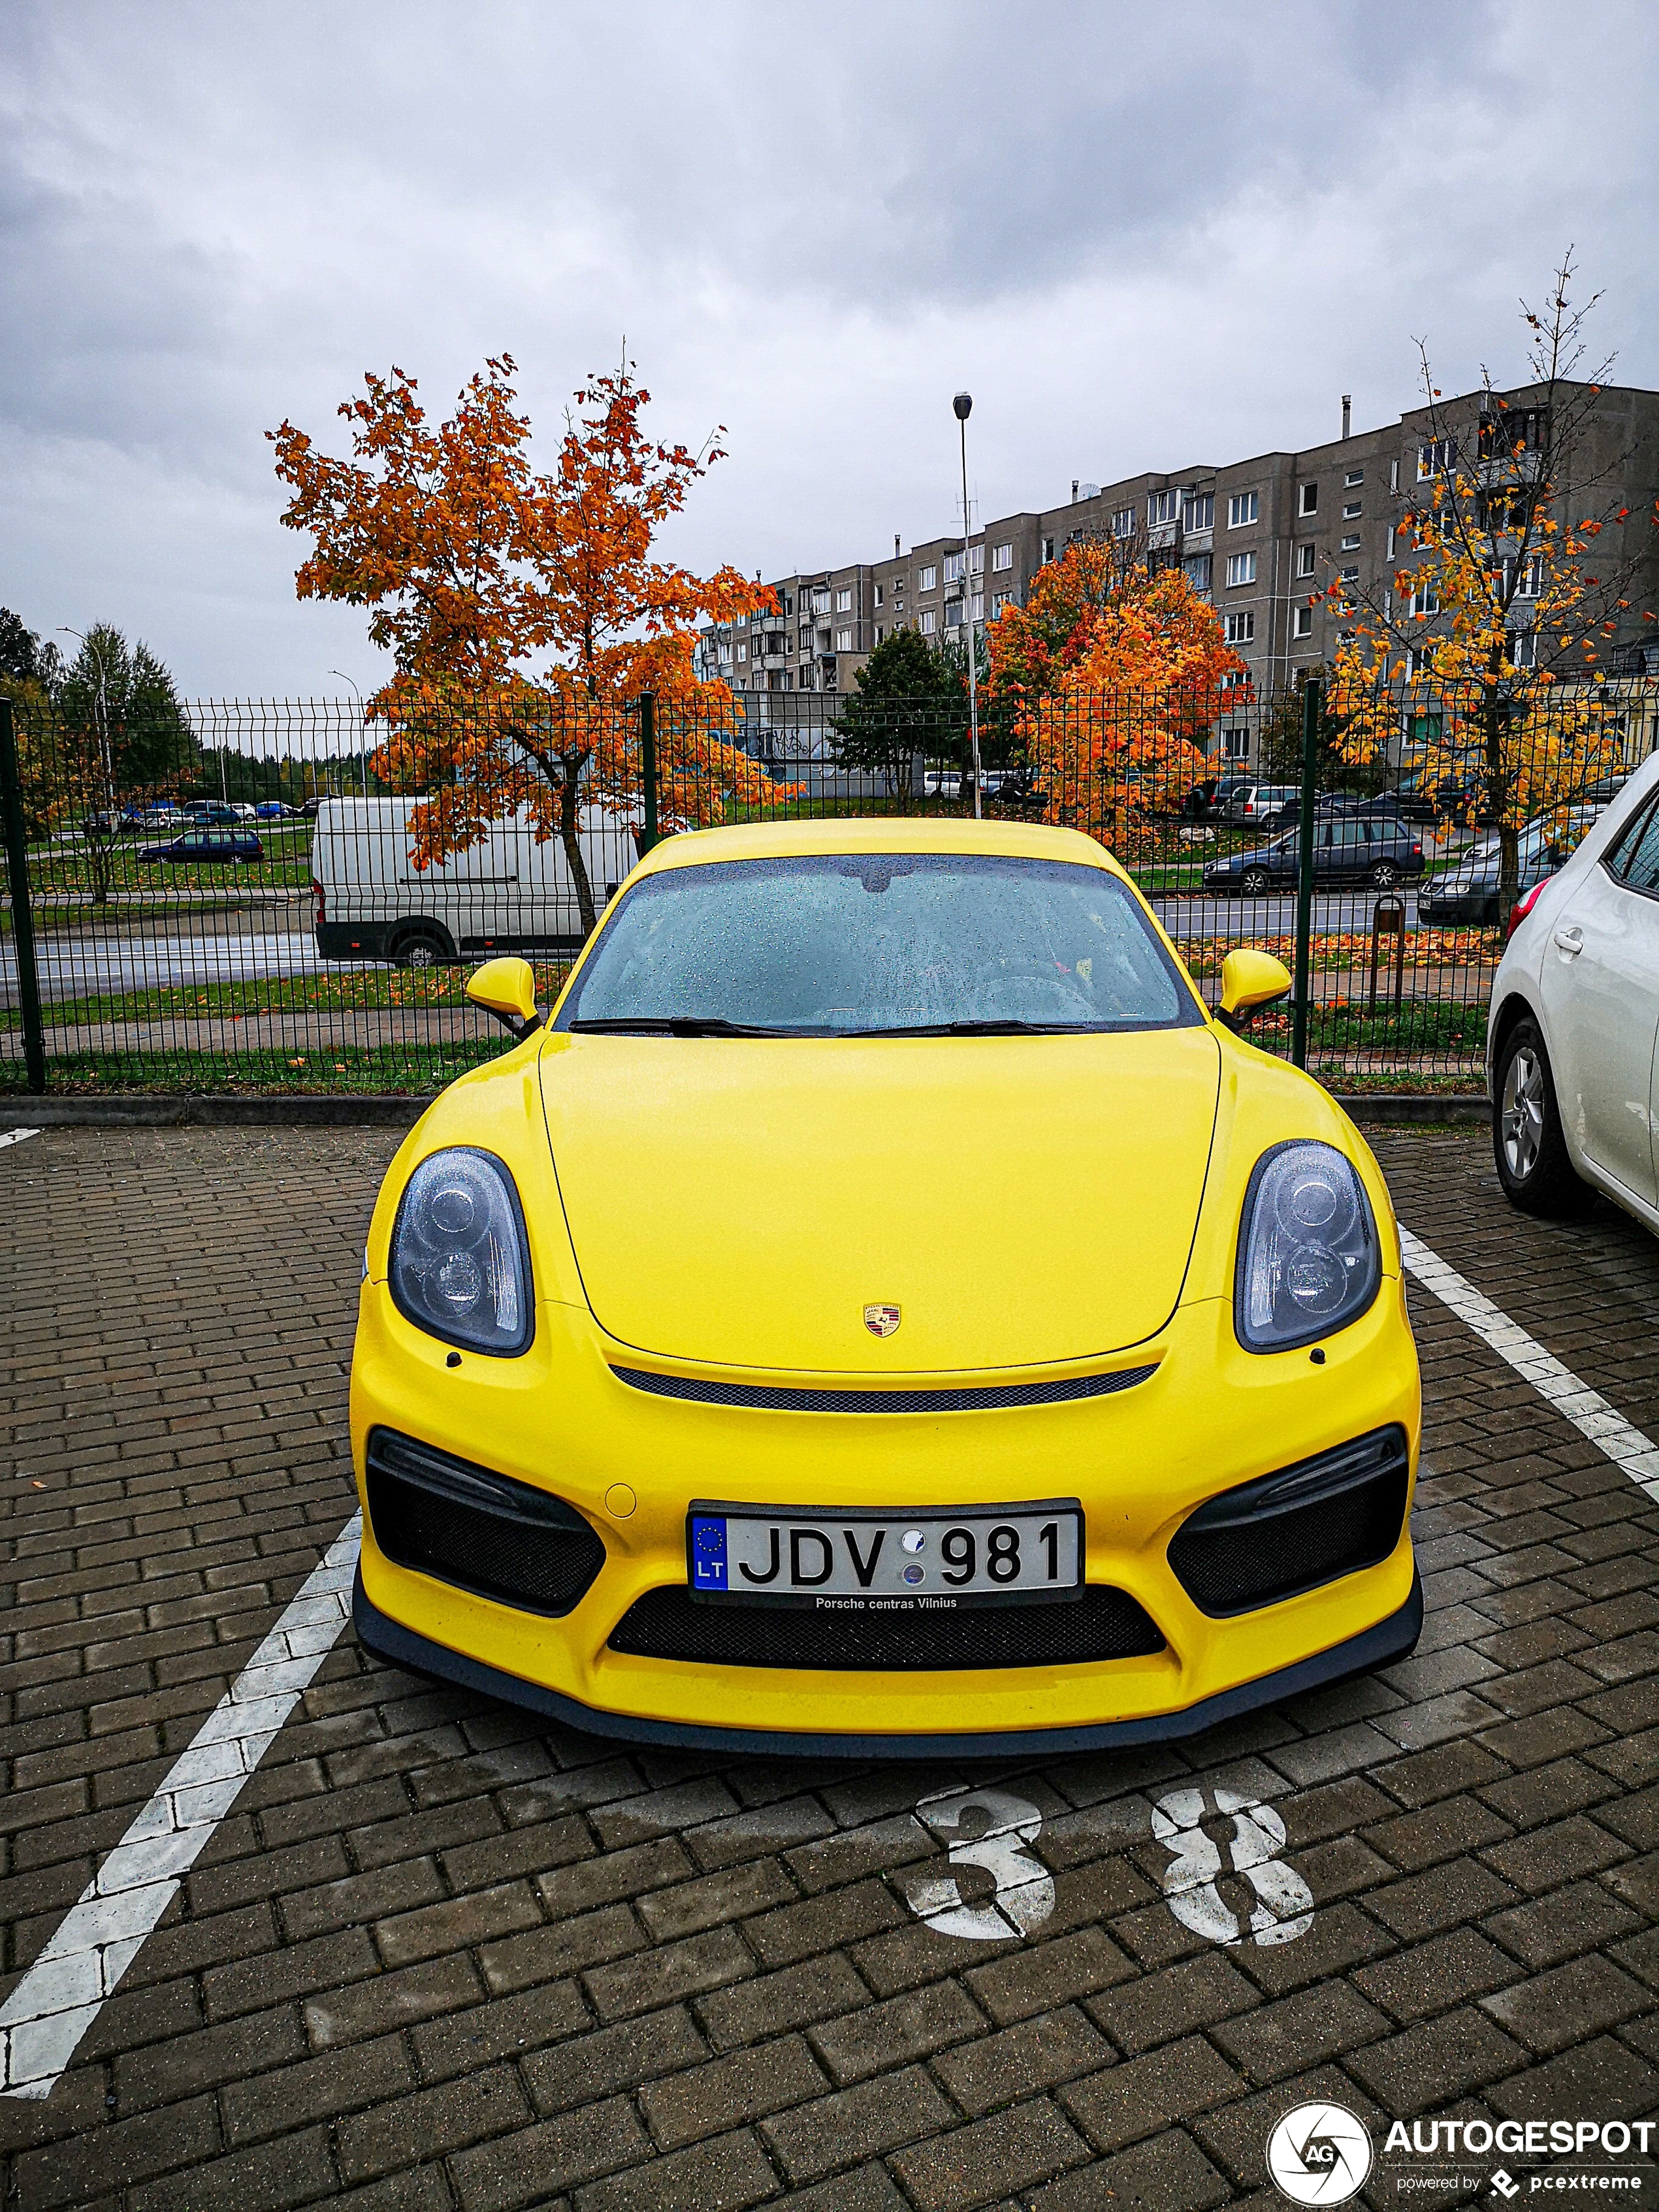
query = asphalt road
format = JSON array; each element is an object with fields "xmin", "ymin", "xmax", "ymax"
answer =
[{"xmin": 0, "ymin": 933, "xmax": 338, "ymax": 1011}]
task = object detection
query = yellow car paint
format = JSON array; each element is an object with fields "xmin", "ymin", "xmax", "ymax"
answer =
[{"xmin": 351, "ymin": 816, "xmax": 1421, "ymax": 1751}]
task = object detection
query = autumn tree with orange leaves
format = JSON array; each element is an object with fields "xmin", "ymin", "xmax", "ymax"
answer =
[
  {"xmin": 1325, "ymin": 255, "xmax": 1659, "ymax": 905},
  {"xmin": 986, "ymin": 542, "xmax": 1248, "ymax": 854},
  {"xmin": 270, "ymin": 355, "xmax": 775, "ymax": 933}
]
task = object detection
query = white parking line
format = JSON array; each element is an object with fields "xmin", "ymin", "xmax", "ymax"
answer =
[
  {"xmin": 1401, "ymin": 1226, "xmax": 1659, "ymax": 1495},
  {"xmin": 0, "ymin": 1127, "xmax": 42, "ymax": 1151},
  {"xmin": 0, "ymin": 1515, "xmax": 363, "ymax": 2101}
]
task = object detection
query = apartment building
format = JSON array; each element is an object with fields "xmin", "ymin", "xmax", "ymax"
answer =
[{"xmin": 699, "ymin": 381, "xmax": 1659, "ymax": 757}]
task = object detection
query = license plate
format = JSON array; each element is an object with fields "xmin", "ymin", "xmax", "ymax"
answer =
[{"xmin": 686, "ymin": 1501, "xmax": 1083, "ymax": 1611}]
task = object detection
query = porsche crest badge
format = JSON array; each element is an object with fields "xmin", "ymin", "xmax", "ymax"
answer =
[{"xmin": 863, "ymin": 1303, "xmax": 902, "ymax": 1338}]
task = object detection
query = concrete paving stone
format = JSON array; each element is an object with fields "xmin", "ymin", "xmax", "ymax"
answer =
[
  {"xmin": 127, "ymin": 2124, "xmax": 340, "ymax": 2212},
  {"xmin": 335, "ymin": 2063, "xmax": 534, "ymax": 2185},
  {"xmin": 743, "ymin": 1876, "xmax": 906, "ymax": 1968},
  {"xmin": 477, "ymin": 1901, "xmax": 645, "ymax": 1997},
  {"xmin": 929, "ymin": 2005, "xmax": 1114, "ymax": 2120},
  {"xmin": 637, "ymin": 2033, "xmax": 830, "ymax": 2149},
  {"xmin": 807, "ymin": 1978, "xmax": 985, "ymax": 2085},
  {"xmin": 536, "ymin": 1838, "xmax": 694, "ymax": 1921},
  {"xmin": 220, "ymin": 2029, "xmax": 415, "ymax": 2146},
  {"xmin": 1367, "ymin": 1857, "xmax": 1522, "ymax": 1942},
  {"xmin": 448, "ymin": 2098, "xmax": 651, "ymax": 2212},
  {"xmin": 11, "ymin": 2091, "xmax": 222, "ymax": 2212},
  {"xmin": 282, "ymin": 1856, "xmax": 446, "ymax": 1942},
  {"xmin": 1364, "ymin": 1793, "xmax": 1515, "ymax": 1872},
  {"xmin": 1485, "ymin": 2032, "xmax": 1659, "ymax": 2121},
  {"xmin": 1479, "ymin": 1812, "xmax": 1630, "ymax": 1895},
  {"xmin": 435, "ymin": 1814, "xmax": 596, "ymax": 1894},
  {"xmin": 303, "ymin": 1951, "xmax": 486, "ymax": 2048},
  {"xmin": 1604, "ymin": 1851, "xmax": 1659, "ymax": 1918},
  {"xmin": 1210, "ymin": 1979, "xmax": 1389, "ymax": 2083},
  {"xmin": 1477, "ymin": 1755, "xmax": 1620, "ymax": 1831},
  {"xmin": 760, "ymin": 2064, "xmax": 957, "ymax": 2185},
  {"xmin": 1483, "ymin": 1876, "xmax": 1646, "ymax": 1970},
  {"xmin": 1028, "ymin": 2126, "xmax": 1233, "ymax": 2211},
  {"xmin": 1479, "ymin": 1953, "xmax": 1652, "ymax": 2055},
  {"xmin": 374, "ymin": 1878, "xmax": 543, "ymax": 1970},
  {"xmin": 1057, "ymin": 2034, "xmax": 1244, "ymax": 2153},
  {"xmin": 1231, "ymin": 1900, "xmax": 1396, "ymax": 1998},
  {"xmin": 1086, "ymin": 1950, "xmax": 1259, "ymax": 2056},
  {"xmin": 887, "ymin": 2098, "xmax": 1091, "ymax": 2211},
  {"xmin": 571, "ymin": 2126, "xmax": 781, "ymax": 2212},
  {"xmin": 584, "ymin": 1923, "xmax": 757, "ymax": 2023},
  {"xmin": 762, "ymin": 2162, "xmax": 907, "ymax": 2212},
  {"xmin": 112, "ymin": 1998, "xmax": 308, "ymax": 2111},
  {"xmin": 698, "ymin": 1953, "xmax": 871, "ymax": 2053},
  {"xmin": 1344, "ymin": 2004, "xmax": 1528, "ymax": 2114},
  {"xmin": 518, "ymin": 2005, "xmax": 708, "ymax": 2118},
  {"xmin": 963, "ymin": 1925, "xmax": 1138, "ymax": 2027},
  {"xmin": 1351, "ymin": 1927, "xmax": 1523, "ymax": 2023}
]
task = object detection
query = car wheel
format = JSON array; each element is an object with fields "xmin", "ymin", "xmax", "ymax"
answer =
[
  {"xmin": 1492, "ymin": 1018, "xmax": 1593, "ymax": 1218},
  {"xmin": 1240, "ymin": 867, "xmax": 1271, "ymax": 895},
  {"xmin": 1370, "ymin": 861, "xmax": 1402, "ymax": 890},
  {"xmin": 393, "ymin": 927, "xmax": 451, "ymax": 970}
]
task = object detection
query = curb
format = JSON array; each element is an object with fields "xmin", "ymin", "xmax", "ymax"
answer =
[
  {"xmin": 0, "ymin": 1091, "xmax": 1490, "ymax": 1130},
  {"xmin": 0, "ymin": 1095, "xmax": 431, "ymax": 1129}
]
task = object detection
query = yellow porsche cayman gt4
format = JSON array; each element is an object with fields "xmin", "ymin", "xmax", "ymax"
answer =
[{"xmin": 350, "ymin": 818, "xmax": 1421, "ymax": 1755}]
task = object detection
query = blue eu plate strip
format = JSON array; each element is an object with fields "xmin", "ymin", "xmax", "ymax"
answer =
[{"xmin": 690, "ymin": 1515, "xmax": 728, "ymax": 1592}]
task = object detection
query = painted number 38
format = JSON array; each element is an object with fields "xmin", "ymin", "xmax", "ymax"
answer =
[{"xmin": 902, "ymin": 1782, "xmax": 1313, "ymax": 1948}]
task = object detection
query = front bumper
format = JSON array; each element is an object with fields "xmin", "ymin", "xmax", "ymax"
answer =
[
  {"xmin": 353, "ymin": 1558, "xmax": 1423, "ymax": 1756},
  {"xmin": 349, "ymin": 1274, "xmax": 1421, "ymax": 1749}
]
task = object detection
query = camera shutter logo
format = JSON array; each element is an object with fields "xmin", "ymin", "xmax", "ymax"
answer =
[{"xmin": 1266, "ymin": 2102, "xmax": 1372, "ymax": 2205}]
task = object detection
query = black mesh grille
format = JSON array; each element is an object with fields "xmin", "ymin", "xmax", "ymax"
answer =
[
  {"xmin": 610, "ymin": 1363, "xmax": 1158, "ymax": 1415},
  {"xmin": 366, "ymin": 1428, "xmax": 605, "ymax": 1618},
  {"xmin": 1168, "ymin": 1426, "xmax": 1411, "ymax": 1617},
  {"xmin": 606, "ymin": 1584, "xmax": 1165, "ymax": 1670}
]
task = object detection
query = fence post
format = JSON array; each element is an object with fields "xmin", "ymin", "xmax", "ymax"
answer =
[
  {"xmin": 638, "ymin": 693, "xmax": 658, "ymax": 855},
  {"xmin": 0, "ymin": 698, "xmax": 47, "ymax": 1094},
  {"xmin": 1291, "ymin": 675, "xmax": 1321, "ymax": 1070}
]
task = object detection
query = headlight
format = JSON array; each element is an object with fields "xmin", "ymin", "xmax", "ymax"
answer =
[
  {"xmin": 1235, "ymin": 1141, "xmax": 1379, "ymax": 1352},
  {"xmin": 389, "ymin": 1148, "xmax": 532, "ymax": 1354}
]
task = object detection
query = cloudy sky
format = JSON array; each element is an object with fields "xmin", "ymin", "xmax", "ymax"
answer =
[{"xmin": 3, "ymin": 0, "xmax": 1658, "ymax": 696}]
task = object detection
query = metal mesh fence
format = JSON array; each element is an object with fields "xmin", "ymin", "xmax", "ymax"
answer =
[{"xmin": 2, "ymin": 682, "xmax": 1654, "ymax": 1096}]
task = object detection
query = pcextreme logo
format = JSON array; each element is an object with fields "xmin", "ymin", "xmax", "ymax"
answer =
[{"xmin": 1266, "ymin": 2102, "xmax": 1374, "ymax": 2204}]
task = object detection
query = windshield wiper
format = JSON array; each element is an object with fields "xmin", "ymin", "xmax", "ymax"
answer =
[
  {"xmin": 851, "ymin": 1018, "xmax": 1092, "ymax": 1037},
  {"xmin": 567, "ymin": 1016, "xmax": 789, "ymax": 1036}
]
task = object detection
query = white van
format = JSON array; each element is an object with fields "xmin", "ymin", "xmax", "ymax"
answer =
[{"xmin": 309, "ymin": 797, "xmax": 639, "ymax": 966}]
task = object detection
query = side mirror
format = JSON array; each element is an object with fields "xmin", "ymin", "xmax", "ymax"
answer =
[
  {"xmin": 466, "ymin": 956, "xmax": 543, "ymax": 1039},
  {"xmin": 1218, "ymin": 948, "xmax": 1293, "ymax": 1033}
]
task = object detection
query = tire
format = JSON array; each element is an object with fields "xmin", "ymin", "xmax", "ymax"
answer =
[
  {"xmin": 1240, "ymin": 867, "xmax": 1271, "ymax": 896},
  {"xmin": 1492, "ymin": 1018, "xmax": 1594, "ymax": 1218},
  {"xmin": 1370, "ymin": 861, "xmax": 1402, "ymax": 891},
  {"xmin": 392, "ymin": 925, "xmax": 452, "ymax": 970}
]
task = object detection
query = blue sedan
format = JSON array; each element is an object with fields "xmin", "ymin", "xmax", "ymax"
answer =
[{"xmin": 139, "ymin": 831, "xmax": 264, "ymax": 864}]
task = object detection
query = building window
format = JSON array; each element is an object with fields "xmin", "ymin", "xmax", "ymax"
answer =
[
  {"xmin": 836, "ymin": 588, "xmax": 852, "ymax": 613},
  {"xmin": 1182, "ymin": 490, "xmax": 1214, "ymax": 532},
  {"xmin": 1507, "ymin": 628, "xmax": 1538, "ymax": 667},
  {"xmin": 1345, "ymin": 468, "xmax": 1363, "ymax": 487},
  {"xmin": 1228, "ymin": 490, "xmax": 1259, "ymax": 528},
  {"xmin": 1417, "ymin": 438, "xmax": 1455, "ymax": 479},
  {"xmin": 1111, "ymin": 506, "xmax": 1135, "ymax": 538},
  {"xmin": 1225, "ymin": 726, "xmax": 1251, "ymax": 760},
  {"xmin": 991, "ymin": 590, "xmax": 1011, "ymax": 615},
  {"xmin": 1295, "ymin": 543, "xmax": 1317, "ymax": 579},
  {"xmin": 1148, "ymin": 489, "xmax": 1177, "ymax": 526},
  {"xmin": 1342, "ymin": 501, "xmax": 1362, "ymax": 521},
  {"xmin": 1409, "ymin": 581, "xmax": 1440, "ymax": 617},
  {"xmin": 835, "ymin": 627, "xmax": 852, "ymax": 650},
  {"xmin": 944, "ymin": 551, "xmax": 963, "ymax": 584},
  {"xmin": 920, "ymin": 607, "xmax": 936, "ymax": 635},
  {"xmin": 873, "ymin": 583, "xmax": 884, "ymax": 609},
  {"xmin": 1298, "ymin": 483, "xmax": 1318, "ymax": 517},
  {"xmin": 1183, "ymin": 553, "xmax": 1212, "ymax": 596},
  {"xmin": 1340, "ymin": 534, "xmax": 1361, "ymax": 552},
  {"xmin": 1390, "ymin": 458, "xmax": 1400, "ymax": 492},
  {"xmin": 918, "ymin": 564, "xmax": 937, "ymax": 591},
  {"xmin": 971, "ymin": 592, "xmax": 983, "ymax": 622},
  {"xmin": 736, "ymin": 643, "xmax": 747, "ymax": 664},
  {"xmin": 970, "ymin": 545, "xmax": 984, "ymax": 575},
  {"xmin": 874, "ymin": 624, "xmax": 884, "ymax": 644},
  {"xmin": 1223, "ymin": 611, "xmax": 1255, "ymax": 644},
  {"xmin": 1041, "ymin": 536, "xmax": 1055, "ymax": 563},
  {"xmin": 992, "ymin": 543, "xmax": 1013, "ymax": 571},
  {"xmin": 1293, "ymin": 607, "xmax": 1314, "ymax": 639},
  {"xmin": 945, "ymin": 600, "xmax": 963, "ymax": 628},
  {"xmin": 1225, "ymin": 551, "xmax": 1257, "ymax": 588}
]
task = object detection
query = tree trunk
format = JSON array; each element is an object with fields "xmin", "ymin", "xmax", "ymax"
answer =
[
  {"xmin": 1483, "ymin": 686, "xmax": 1518, "ymax": 914},
  {"xmin": 556, "ymin": 748, "xmax": 597, "ymax": 938}
]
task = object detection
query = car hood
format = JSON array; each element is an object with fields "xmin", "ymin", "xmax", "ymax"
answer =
[{"xmin": 537, "ymin": 1027, "xmax": 1223, "ymax": 1372}]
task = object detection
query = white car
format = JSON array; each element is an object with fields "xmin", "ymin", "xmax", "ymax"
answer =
[{"xmin": 1487, "ymin": 750, "xmax": 1659, "ymax": 1232}]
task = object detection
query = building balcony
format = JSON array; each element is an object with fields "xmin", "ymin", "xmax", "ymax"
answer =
[{"xmin": 1146, "ymin": 522, "xmax": 1180, "ymax": 553}]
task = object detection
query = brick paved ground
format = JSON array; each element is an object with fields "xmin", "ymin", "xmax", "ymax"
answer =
[{"xmin": 3, "ymin": 1125, "xmax": 1658, "ymax": 2211}]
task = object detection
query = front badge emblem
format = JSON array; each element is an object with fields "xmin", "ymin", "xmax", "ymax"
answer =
[{"xmin": 864, "ymin": 1303, "xmax": 901, "ymax": 1338}]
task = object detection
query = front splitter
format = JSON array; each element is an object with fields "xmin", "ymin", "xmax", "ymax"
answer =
[{"xmin": 351, "ymin": 1565, "xmax": 1423, "ymax": 1759}]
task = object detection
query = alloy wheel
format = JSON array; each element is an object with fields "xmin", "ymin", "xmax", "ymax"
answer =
[{"xmin": 1501, "ymin": 1045, "xmax": 1546, "ymax": 1181}]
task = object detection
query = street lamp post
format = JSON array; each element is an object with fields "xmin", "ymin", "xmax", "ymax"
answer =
[
  {"xmin": 329, "ymin": 671, "xmax": 367, "ymax": 797},
  {"xmin": 953, "ymin": 394, "xmax": 982, "ymax": 820}
]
